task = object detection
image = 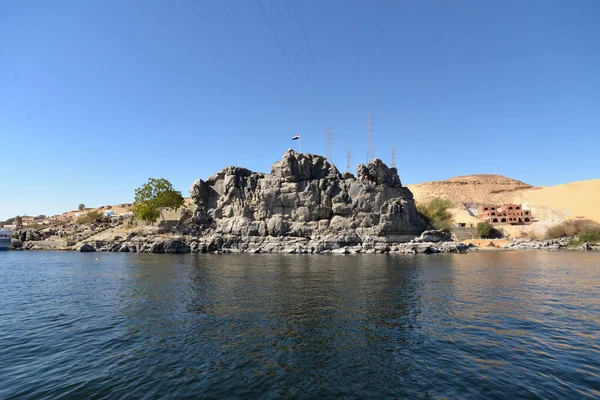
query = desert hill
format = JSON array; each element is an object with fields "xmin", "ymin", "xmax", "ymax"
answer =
[
  {"xmin": 408, "ymin": 175, "xmax": 600, "ymax": 225},
  {"xmin": 407, "ymin": 174, "xmax": 534, "ymax": 205}
]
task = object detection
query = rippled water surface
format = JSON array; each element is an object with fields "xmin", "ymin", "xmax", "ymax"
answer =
[{"xmin": 1, "ymin": 251, "xmax": 600, "ymax": 399}]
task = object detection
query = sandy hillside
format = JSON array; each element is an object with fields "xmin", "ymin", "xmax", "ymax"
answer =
[
  {"xmin": 407, "ymin": 174, "xmax": 534, "ymax": 205},
  {"xmin": 408, "ymin": 174, "xmax": 600, "ymax": 227},
  {"xmin": 515, "ymin": 179, "xmax": 600, "ymax": 223}
]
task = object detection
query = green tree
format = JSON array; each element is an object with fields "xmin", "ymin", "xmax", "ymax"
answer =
[
  {"xmin": 134, "ymin": 178, "xmax": 184, "ymax": 224},
  {"xmin": 417, "ymin": 198, "xmax": 453, "ymax": 232},
  {"xmin": 477, "ymin": 222, "xmax": 502, "ymax": 239},
  {"xmin": 78, "ymin": 203, "xmax": 85, "ymax": 211},
  {"xmin": 15, "ymin": 215, "xmax": 23, "ymax": 227}
]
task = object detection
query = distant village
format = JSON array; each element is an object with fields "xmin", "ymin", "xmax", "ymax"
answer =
[{"xmin": 0, "ymin": 204, "xmax": 134, "ymax": 230}]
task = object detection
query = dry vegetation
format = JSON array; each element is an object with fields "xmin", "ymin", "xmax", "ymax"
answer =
[
  {"xmin": 416, "ymin": 198, "xmax": 453, "ymax": 232},
  {"xmin": 75, "ymin": 211, "xmax": 104, "ymax": 225},
  {"xmin": 545, "ymin": 219, "xmax": 600, "ymax": 243}
]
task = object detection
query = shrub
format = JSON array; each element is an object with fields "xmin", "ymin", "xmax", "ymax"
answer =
[
  {"xmin": 87, "ymin": 210, "xmax": 103, "ymax": 220},
  {"xmin": 546, "ymin": 224, "xmax": 567, "ymax": 239},
  {"xmin": 578, "ymin": 230, "xmax": 600, "ymax": 244},
  {"xmin": 545, "ymin": 219, "xmax": 600, "ymax": 241},
  {"xmin": 417, "ymin": 198, "xmax": 453, "ymax": 232},
  {"xmin": 76, "ymin": 210, "xmax": 103, "ymax": 225},
  {"xmin": 75, "ymin": 215, "xmax": 92, "ymax": 224},
  {"xmin": 476, "ymin": 222, "xmax": 502, "ymax": 239}
]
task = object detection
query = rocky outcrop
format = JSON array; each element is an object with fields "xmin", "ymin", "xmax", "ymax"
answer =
[
  {"xmin": 13, "ymin": 229, "xmax": 44, "ymax": 242},
  {"xmin": 187, "ymin": 150, "xmax": 427, "ymax": 249},
  {"xmin": 79, "ymin": 243, "xmax": 96, "ymax": 252}
]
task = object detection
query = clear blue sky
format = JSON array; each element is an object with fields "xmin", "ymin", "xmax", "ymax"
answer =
[{"xmin": 1, "ymin": 0, "xmax": 599, "ymax": 220}]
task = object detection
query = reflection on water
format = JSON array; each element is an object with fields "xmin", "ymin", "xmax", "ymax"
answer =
[{"xmin": 1, "ymin": 251, "xmax": 599, "ymax": 398}]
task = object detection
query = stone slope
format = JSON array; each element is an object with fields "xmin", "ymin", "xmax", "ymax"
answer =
[{"xmin": 188, "ymin": 150, "xmax": 427, "ymax": 249}]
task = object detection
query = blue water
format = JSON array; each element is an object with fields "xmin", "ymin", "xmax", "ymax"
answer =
[{"xmin": 1, "ymin": 251, "xmax": 600, "ymax": 399}]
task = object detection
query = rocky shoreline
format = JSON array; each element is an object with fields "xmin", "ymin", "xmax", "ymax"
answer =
[
  {"xmin": 9, "ymin": 229, "xmax": 598, "ymax": 254},
  {"xmin": 6, "ymin": 151, "xmax": 599, "ymax": 255},
  {"xmin": 500, "ymin": 238, "xmax": 599, "ymax": 251},
  {"xmin": 9, "ymin": 229, "xmax": 469, "ymax": 254},
  {"xmin": 78, "ymin": 229, "xmax": 470, "ymax": 254}
]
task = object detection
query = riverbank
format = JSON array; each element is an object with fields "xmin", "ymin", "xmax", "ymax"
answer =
[
  {"xmin": 8, "ymin": 229, "xmax": 468, "ymax": 254},
  {"xmin": 8, "ymin": 230, "xmax": 598, "ymax": 254}
]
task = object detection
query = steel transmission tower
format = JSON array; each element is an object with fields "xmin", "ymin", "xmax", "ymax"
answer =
[
  {"xmin": 346, "ymin": 149, "xmax": 352, "ymax": 173},
  {"xmin": 366, "ymin": 112, "xmax": 375, "ymax": 162},
  {"xmin": 326, "ymin": 125, "xmax": 333, "ymax": 164},
  {"xmin": 390, "ymin": 146, "xmax": 397, "ymax": 168}
]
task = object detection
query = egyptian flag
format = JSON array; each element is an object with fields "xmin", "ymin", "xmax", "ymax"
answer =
[{"xmin": 292, "ymin": 133, "xmax": 300, "ymax": 140}]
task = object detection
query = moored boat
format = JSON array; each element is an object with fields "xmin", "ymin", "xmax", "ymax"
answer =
[{"xmin": 0, "ymin": 228, "xmax": 12, "ymax": 251}]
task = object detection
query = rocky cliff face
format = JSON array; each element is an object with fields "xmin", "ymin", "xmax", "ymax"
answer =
[{"xmin": 188, "ymin": 150, "xmax": 427, "ymax": 249}]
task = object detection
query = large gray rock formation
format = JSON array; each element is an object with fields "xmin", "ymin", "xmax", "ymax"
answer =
[{"xmin": 188, "ymin": 150, "xmax": 427, "ymax": 247}]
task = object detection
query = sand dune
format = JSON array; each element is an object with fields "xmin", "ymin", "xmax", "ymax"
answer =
[{"xmin": 515, "ymin": 179, "xmax": 600, "ymax": 223}]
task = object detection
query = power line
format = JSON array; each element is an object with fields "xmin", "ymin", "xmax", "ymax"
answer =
[
  {"xmin": 185, "ymin": 0, "xmax": 197, "ymax": 13},
  {"xmin": 167, "ymin": 0, "xmax": 194, "ymax": 27},
  {"xmin": 351, "ymin": 1, "xmax": 360, "ymax": 79},
  {"xmin": 165, "ymin": 0, "xmax": 229, "ymax": 62},
  {"xmin": 376, "ymin": 4, "xmax": 385, "ymax": 112},
  {"xmin": 256, "ymin": 0, "xmax": 316, "ymax": 111},
  {"xmin": 390, "ymin": 145, "xmax": 396, "ymax": 168},
  {"xmin": 290, "ymin": 0, "xmax": 334, "ymax": 114}
]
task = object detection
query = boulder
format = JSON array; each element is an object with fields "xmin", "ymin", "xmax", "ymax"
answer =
[
  {"xmin": 418, "ymin": 230, "xmax": 451, "ymax": 243},
  {"xmin": 79, "ymin": 243, "xmax": 96, "ymax": 252},
  {"xmin": 164, "ymin": 238, "xmax": 191, "ymax": 253},
  {"xmin": 149, "ymin": 241, "xmax": 165, "ymax": 254},
  {"xmin": 109, "ymin": 243, "xmax": 122, "ymax": 252},
  {"xmin": 24, "ymin": 229, "xmax": 42, "ymax": 242},
  {"xmin": 582, "ymin": 242, "xmax": 592, "ymax": 251}
]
